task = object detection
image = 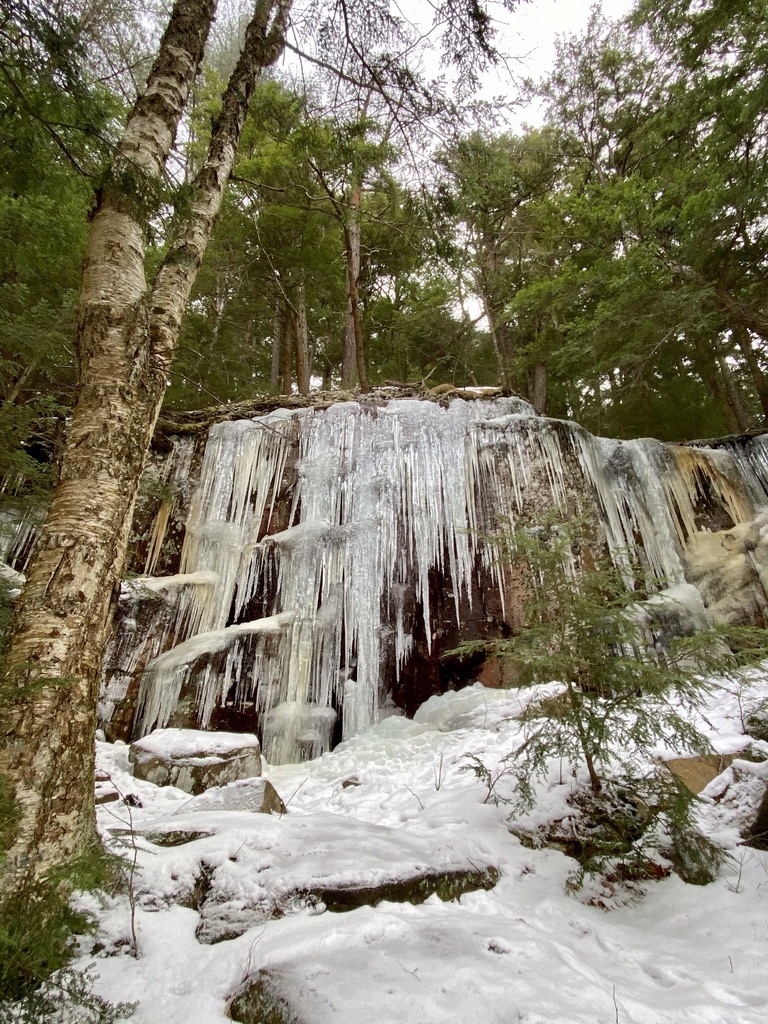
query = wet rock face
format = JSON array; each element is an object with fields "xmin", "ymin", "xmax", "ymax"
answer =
[
  {"xmin": 684, "ymin": 511, "xmax": 768, "ymax": 626},
  {"xmin": 97, "ymin": 398, "xmax": 768, "ymax": 762},
  {"xmin": 129, "ymin": 729, "xmax": 262, "ymax": 795}
]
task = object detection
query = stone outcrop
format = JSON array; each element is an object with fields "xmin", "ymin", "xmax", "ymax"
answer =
[
  {"xmin": 663, "ymin": 754, "xmax": 739, "ymax": 795},
  {"xmin": 180, "ymin": 777, "xmax": 285, "ymax": 815},
  {"xmin": 196, "ymin": 863, "xmax": 500, "ymax": 944},
  {"xmin": 229, "ymin": 970, "xmax": 307, "ymax": 1024},
  {"xmin": 129, "ymin": 728, "xmax": 262, "ymax": 795}
]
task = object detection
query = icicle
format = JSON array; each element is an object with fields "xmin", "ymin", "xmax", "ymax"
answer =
[
  {"xmin": 113, "ymin": 393, "xmax": 768, "ymax": 764},
  {"xmin": 134, "ymin": 612, "xmax": 294, "ymax": 736},
  {"xmin": 143, "ymin": 435, "xmax": 197, "ymax": 575}
]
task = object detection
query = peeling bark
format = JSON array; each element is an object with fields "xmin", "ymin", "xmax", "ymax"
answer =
[{"xmin": 0, "ymin": 0, "xmax": 290, "ymax": 894}]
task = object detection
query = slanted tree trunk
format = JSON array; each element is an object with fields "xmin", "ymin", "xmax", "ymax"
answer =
[{"xmin": 0, "ymin": 0, "xmax": 290, "ymax": 895}]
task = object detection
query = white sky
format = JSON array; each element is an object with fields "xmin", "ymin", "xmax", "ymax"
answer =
[
  {"xmin": 501, "ymin": 0, "xmax": 636, "ymax": 74},
  {"xmin": 480, "ymin": 0, "xmax": 637, "ymax": 123}
]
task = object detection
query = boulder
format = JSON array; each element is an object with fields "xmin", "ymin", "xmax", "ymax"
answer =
[
  {"xmin": 180, "ymin": 777, "xmax": 286, "ymax": 815},
  {"xmin": 663, "ymin": 753, "xmax": 737, "ymax": 795},
  {"xmin": 129, "ymin": 728, "xmax": 261, "ymax": 795},
  {"xmin": 229, "ymin": 970, "xmax": 307, "ymax": 1024},
  {"xmin": 745, "ymin": 783, "xmax": 768, "ymax": 849}
]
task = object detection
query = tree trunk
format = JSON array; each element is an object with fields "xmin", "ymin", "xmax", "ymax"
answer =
[
  {"xmin": 293, "ymin": 280, "xmax": 310, "ymax": 396},
  {"xmin": 480, "ymin": 291, "xmax": 510, "ymax": 391},
  {"xmin": 341, "ymin": 184, "xmax": 368, "ymax": 391},
  {"xmin": 279, "ymin": 297, "xmax": 293, "ymax": 395},
  {"xmin": 270, "ymin": 307, "xmax": 282, "ymax": 391},
  {"xmin": 528, "ymin": 361, "xmax": 547, "ymax": 415},
  {"xmin": 3, "ymin": 355, "xmax": 41, "ymax": 406},
  {"xmin": 734, "ymin": 326, "xmax": 768, "ymax": 426},
  {"xmin": 716, "ymin": 353, "xmax": 750, "ymax": 432},
  {"xmin": 692, "ymin": 335, "xmax": 747, "ymax": 434},
  {"xmin": 0, "ymin": 0, "xmax": 289, "ymax": 895}
]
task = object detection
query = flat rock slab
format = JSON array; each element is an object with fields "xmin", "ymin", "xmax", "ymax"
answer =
[
  {"xmin": 663, "ymin": 753, "xmax": 737, "ymax": 795},
  {"xmin": 180, "ymin": 777, "xmax": 286, "ymax": 815},
  {"xmin": 129, "ymin": 728, "xmax": 261, "ymax": 795},
  {"xmin": 125, "ymin": 808, "xmax": 498, "ymax": 944}
]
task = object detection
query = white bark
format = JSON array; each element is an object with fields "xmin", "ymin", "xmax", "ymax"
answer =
[{"xmin": 0, "ymin": 0, "xmax": 290, "ymax": 894}]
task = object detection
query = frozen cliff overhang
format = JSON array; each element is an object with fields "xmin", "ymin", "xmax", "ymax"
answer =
[{"xmin": 98, "ymin": 393, "xmax": 768, "ymax": 763}]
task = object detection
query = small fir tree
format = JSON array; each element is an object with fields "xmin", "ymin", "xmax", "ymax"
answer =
[{"xmin": 459, "ymin": 514, "xmax": 761, "ymax": 885}]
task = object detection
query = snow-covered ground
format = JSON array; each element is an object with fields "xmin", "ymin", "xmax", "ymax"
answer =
[{"xmin": 85, "ymin": 675, "xmax": 768, "ymax": 1024}]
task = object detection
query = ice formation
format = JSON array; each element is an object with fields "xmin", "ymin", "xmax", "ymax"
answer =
[{"xmin": 98, "ymin": 397, "xmax": 768, "ymax": 764}]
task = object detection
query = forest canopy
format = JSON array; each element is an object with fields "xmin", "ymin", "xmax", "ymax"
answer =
[
  {"xmin": 1, "ymin": 0, "xmax": 768, "ymax": 464},
  {"xmin": 1, "ymin": 0, "xmax": 767, "ymax": 478}
]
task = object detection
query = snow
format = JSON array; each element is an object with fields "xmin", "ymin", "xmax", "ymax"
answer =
[
  {"xmin": 81, "ymin": 673, "xmax": 768, "ymax": 1024},
  {"xmin": 130, "ymin": 728, "xmax": 260, "ymax": 762}
]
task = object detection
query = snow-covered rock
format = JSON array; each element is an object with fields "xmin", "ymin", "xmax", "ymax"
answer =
[
  {"xmin": 129, "ymin": 728, "xmax": 261, "ymax": 795},
  {"xmin": 178, "ymin": 777, "xmax": 285, "ymax": 816}
]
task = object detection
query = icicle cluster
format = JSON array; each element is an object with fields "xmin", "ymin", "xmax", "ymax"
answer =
[{"xmin": 106, "ymin": 397, "xmax": 768, "ymax": 764}]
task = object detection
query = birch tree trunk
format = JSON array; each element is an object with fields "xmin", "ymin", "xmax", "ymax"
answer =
[{"xmin": 0, "ymin": 0, "xmax": 289, "ymax": 895}]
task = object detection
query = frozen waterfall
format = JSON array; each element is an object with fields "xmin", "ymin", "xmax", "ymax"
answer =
[{"xmin": 98, "ymin": 395, "xmax": 768, "ymax": 764}]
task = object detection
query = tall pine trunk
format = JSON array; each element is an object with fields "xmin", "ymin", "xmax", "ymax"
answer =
[
  {"xmin": 0, "ymin": 0, "xmax": 289, "ymax": 895},
  {"xmin": 341, "ymin": 183, "xmax": 368, "ymax": 391},
  {"xmin": 293, "ymin": 280, "xmax": 310, "ymax": 396}
]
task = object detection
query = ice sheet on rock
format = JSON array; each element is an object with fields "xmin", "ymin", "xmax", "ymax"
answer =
[
  {"xmin": 262, "ymin": 701, "xmax": 337, "ymax": 765},
  {"xmin": 179, "ymin": 414, "xmax": 303, "ymax": 634},
  {"xmin": 135, "ymin": 614, "xmax": 293, "ymax": 736},
  {"xmin": 114, "ymin": 397, "xmax": 768, "ymax": 763},
  {"xmin": 0, "ymin": 504, "xmax": 42, "ymax": 573},
  {"xmin": 99, "ymin": 571, "xmax": 223, "ymax": 727},
  {"xmin": 0, "ymin": 559, "xmax": 24, "ymax": 590},
  {"xmin": 571, "ymin": 432, "xmax": 688, "ymax": 585},
  {"xmin": 143, "ymin": 435, "xmax": 197, "ymax": 575}
]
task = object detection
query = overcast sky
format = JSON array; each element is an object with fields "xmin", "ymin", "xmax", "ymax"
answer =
[
  {"xmin": 480, "ymin": 0, "xmax": 636, "ymax": 122},
  {"xmin": 504, "ymin": 0, "xmax": 635, "ymax": 74}
]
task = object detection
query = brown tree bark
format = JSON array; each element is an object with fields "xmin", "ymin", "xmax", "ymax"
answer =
[
  {"xmin": 293, "ymin": 280, "xmax": 310, "ymax": 396},
  {"xmin": 279, "ymin": 297, "xmax": 293, "ymax": 394},
  {"xmin": 734, "ymin": 325, "xmax": 768, "ymax": 427},
  {"xmin": 479, "ymin": 288, "xmax": 511, "ymax": 391},
  {"xmin": 692, "ymin": 334, "xmax": 749, "ymax": 434},
  {"xmin": 341, "ymin": 184, "xmax": 368, "ymax": 391},
  {"xmin": 528, "ymin": 361, "xmax": 547, "ymax": 415},
  {"xmin": 0, "ymin": 0, "xmax": 290, "ymax": 895}
]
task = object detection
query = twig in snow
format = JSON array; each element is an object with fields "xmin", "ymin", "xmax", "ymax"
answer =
[
  {"xmin": 283, "ymin": 777, "xmax": 308, "ymax": 811},
  {"xmin": 404, "ymin": 784, "xmax": 424, "ymax": 810},
  {"xmin": 397, "ymin": 961, "xmax": 420, "ymax": 981}
]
